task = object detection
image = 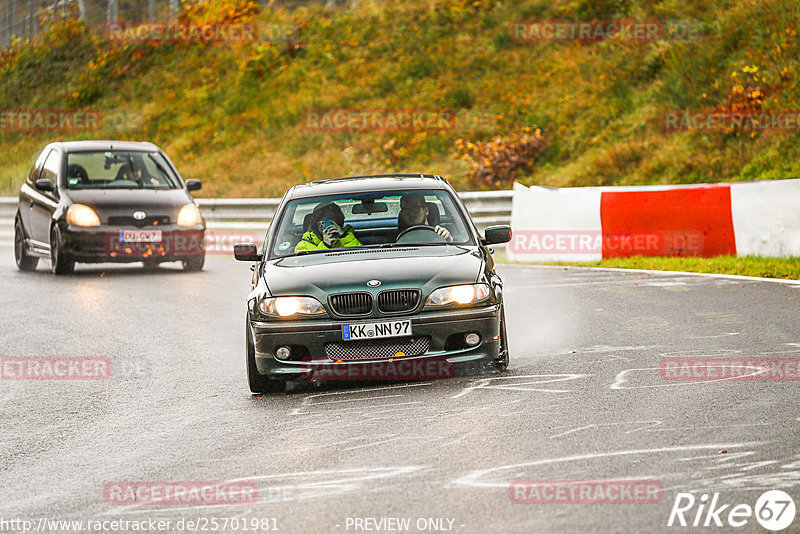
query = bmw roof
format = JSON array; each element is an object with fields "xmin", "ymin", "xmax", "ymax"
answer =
[{"xmin": 287, "ymin": 174, "xmax": 450, "ymax": 199}]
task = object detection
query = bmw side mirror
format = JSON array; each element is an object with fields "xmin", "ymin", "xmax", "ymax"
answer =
[
  {"xmin": 234, "ymin": 243, "xmax": 261, "ymax": 262},
  {"xmin": 35, "ymin": 178, "xmax": 54, "ymax": 192},
  {"xmin": 483, "ymin": 225, "xmax": 512, "ymax": 245},
  {"xmin": 186, "ymin": 179, "xmax": 202, "ymax": 192}
]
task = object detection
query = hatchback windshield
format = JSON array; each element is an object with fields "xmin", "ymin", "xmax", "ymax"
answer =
[
  {"xmin": 65, "ymin": 151, "xmax": 180, "ymax": 189},
  {"xmin": 270, "ymin": 189, "xmax": 475, "ymax": 257}
]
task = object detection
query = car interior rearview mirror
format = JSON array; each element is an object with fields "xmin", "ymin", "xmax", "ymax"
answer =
[{"xmin": 352, "ymin": 200, "xmax": 388, "ymax": 214}]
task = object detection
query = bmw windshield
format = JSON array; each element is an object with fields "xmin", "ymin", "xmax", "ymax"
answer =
[{"xmin": 269, "ymin": 189, "xmax": 476, "ymax": 258}]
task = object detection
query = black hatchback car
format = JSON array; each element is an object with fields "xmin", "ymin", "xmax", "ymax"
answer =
[
  {"xmin": 234, "ymin": 174, "xmax": 512, "ymax": 393},
  {"xmin": 14, "ymin": 141, "xmax": 205, "ymax": 274}
]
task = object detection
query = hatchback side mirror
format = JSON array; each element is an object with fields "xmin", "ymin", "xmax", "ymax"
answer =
[
  {"xmin": 35, "ymin": 178, "xmax": 54, "ymax": 192},
  {"xmin": 483, "ymin": 225, "xmax": 512, "ymax": 245},
  {"xmin": 186, "ymin": 179, "xmax": 202, "ymax": 192},
  {"xmin": 234, "ymin": 243, "xmax": 261, "ymax": 262}
]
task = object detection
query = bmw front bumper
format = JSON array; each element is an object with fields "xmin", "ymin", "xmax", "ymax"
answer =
[{"xmin": 250, "ymin": 305, "xmax": 502, "ymax": 381}]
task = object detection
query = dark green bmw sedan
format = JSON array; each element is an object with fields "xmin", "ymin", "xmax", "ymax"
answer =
[{"xmin": 234, "ymin": 174, "xmax": 512, "ymax": 393}]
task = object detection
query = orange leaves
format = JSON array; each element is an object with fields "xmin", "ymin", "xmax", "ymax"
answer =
[
  {"xmin": 180, "ymin": 0, "xmax": 261, "ymax": 25},
  {"xmin": 455, "ymin": 130, "xmax": 546, "ymax": 189},
  {"xmin": 722, "ymin": 65, "xmax": 773, "ymax": 116}
]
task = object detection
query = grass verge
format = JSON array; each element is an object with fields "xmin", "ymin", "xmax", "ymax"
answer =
[{"xmin": 495, "ymin": 254, "xmax": 800, "ymax": 280}]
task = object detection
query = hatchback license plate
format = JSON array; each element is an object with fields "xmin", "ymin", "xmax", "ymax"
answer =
[
  {"xmin": 120, "ymin": 230, "xmax": 162, "ymax": 243},
  {"xmin": 342, "ymin": 320, "xmax": 411, "ymax": 341}
]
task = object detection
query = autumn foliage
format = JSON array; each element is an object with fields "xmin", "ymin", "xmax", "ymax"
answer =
[
  {"xmin": 455, "ymin": 130, "xmax": 546, "ymax": 188},
  {"xmin": 179, "ymin": 0, "xmax": 261, "ymax": 25}
]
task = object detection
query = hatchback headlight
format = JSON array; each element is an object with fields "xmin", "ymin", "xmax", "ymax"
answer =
[
  {"xmin": 426, "ymin": 284, "xmax": 491, "ymax": 307},
  {"xmin": 177, "ymin": 203, "xmax": 202, "ymax": 227},
  {"xmin": 258, "ymin": 296, "xmax": 327, "ymax": 318},
  {"xmin": 67, "ymin": 204, "xmax": 101, "ymax": 227}
]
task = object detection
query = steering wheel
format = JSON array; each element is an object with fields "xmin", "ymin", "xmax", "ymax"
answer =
[{"xmin": 396, "ymin": 225, "xmax": 446, "ymax": 244}]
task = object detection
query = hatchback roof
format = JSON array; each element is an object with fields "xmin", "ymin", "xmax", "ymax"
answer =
[
  {"xmin": 288, "ymin": 174, "xmax": 449, "ymax": 199},
  {"xmin": 52, "ymin": 140, "xmax": 161, "ymax": 152}
]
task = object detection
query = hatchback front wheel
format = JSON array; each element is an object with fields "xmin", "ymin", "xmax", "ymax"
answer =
[{"xmin": 50, "ymin": 226, "xmax": 75, "ymax": 275}]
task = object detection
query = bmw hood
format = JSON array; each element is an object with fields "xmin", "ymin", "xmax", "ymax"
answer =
[{"xmin": 263, "ymin": 246, "xmax": 484, "ymax": 299}]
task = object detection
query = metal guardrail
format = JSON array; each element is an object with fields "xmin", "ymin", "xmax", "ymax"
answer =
[{"xmin": 0, "ymin": 191, "xmax": 513, "ymax": 242}]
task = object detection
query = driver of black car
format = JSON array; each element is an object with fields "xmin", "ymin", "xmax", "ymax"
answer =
[
  {"xmin": 116, "ymin": 162, "xmax": 143, "ymax": 182},
  {"xmin": 115, "ymin": 161, "xmax": 165, "ymax": 186},
  {"xmin": 398, "ymin": 193, "xmax": 453, "ymax": 242}
]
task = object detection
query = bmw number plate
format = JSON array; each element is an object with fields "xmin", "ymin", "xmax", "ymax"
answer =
[
  {"xmin": 119, "ymin": 230, "xmax": 162, "ymax": 242},
  {"xmin": 342, "ymin": 319, "xmax": 411, "ymax": 341}
]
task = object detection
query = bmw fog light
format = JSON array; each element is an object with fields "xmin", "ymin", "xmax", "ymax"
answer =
[
  {"xmin": 465, "ymin": 333, "xmax": 481, "ymax": 346},
  {"xmin": 275, "ymin": 346, "xmax": 291, "ymax": 359}
]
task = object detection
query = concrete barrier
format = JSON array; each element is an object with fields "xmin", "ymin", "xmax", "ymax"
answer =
[{"xmin": 507, "ymin": 179, "xmax": 800, "ymax": 261}]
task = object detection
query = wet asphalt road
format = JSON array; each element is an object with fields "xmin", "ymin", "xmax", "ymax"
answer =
[{"xmin": 1, "ymin": 250, "xmax": 799, "ymax": 534}]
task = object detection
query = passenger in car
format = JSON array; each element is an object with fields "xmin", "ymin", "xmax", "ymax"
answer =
[
  {"xmin": 398, "ymin": 193, "xmax": 453, "ymax": 241},
  {"xmin": 295, "ymin": 202, "xmax": 363, "ymax": 252}
]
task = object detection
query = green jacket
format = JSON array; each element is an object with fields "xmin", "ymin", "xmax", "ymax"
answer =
[{"xmin": 294, "ymin": 225, "xmax": 362, "ymax": 252}]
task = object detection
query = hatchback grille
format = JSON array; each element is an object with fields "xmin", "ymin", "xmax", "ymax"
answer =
[
  {"xmin": 108, "ymin": 215, "xmax": 171, "ymax": 227},
  {"xmin": 325, "ymin": 336, "xmax": 430, "ymax": 361},
  {"xmin": 329, "ymin": 292, "xmax": 373, "ymax": 316},
  {"xmin": 377, "ymin": 289, "xmax": 421, "ymax": 314}
]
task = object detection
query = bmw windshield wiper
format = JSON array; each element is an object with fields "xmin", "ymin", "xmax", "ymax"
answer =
[
  {"xmin": 285, "ymin": 242, "xmax": 455, "ymax": 258},
  {"xmin": 291, "ymin": 249, "xmax": 333, "ymax": 256}
]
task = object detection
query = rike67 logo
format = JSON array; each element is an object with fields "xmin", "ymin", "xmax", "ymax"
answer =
[{"xmin": 668, "ymin": 490, "xmax": 796, "ymax": 531}]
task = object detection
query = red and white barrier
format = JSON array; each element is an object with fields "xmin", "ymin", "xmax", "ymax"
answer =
[
  {"xmin": 730, "ymin": 179, "xmax": 800, "ymax": 257},
  {"xmin": 507, "ymin": 179, "xmax": 800, "ymax": 261}
]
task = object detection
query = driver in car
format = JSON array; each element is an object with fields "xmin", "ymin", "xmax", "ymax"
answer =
[
  {"xmin": 117, "ymin": 162, "xmax": 163, "ymax": 186},
  {"xmin": 398, "ymin": 193, "xmax": 453, "ymax": 241},
  {"xmin": 116, "ymin": 162, "xmax": 143, "ymax": 182},
  {"xmin": 295, "ymin": 202, "xmax": 362, "ymax": 252}
]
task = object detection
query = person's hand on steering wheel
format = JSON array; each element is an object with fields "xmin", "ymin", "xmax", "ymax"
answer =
[{"xmin": 433, "ymin": 225, "xmax": 452, "ymax": 242}]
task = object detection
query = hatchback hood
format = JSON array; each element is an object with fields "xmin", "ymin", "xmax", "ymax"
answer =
[
  {"xmin": 65, "ymin": 188, "xmax": 191, "ymax": 220},
  {"xmin": 263, "ymin": 246, "xmax": 484, "ymax": 299}
]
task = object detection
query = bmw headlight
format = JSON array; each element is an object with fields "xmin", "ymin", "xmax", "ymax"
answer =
[
  {"xmin": 426, "ymin": 284, "xmax": 491, "ymax": 307},
  {"xmin": 258, "ymin": 296, "xmax": 327, "ymax": 318},
  {"xmin": 177, "ymin": 203, "xmax": 203, "ymax": 227},
  {"xmin": 66, "ymin": 204, "xmax": 101, "ymax": 227}
]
